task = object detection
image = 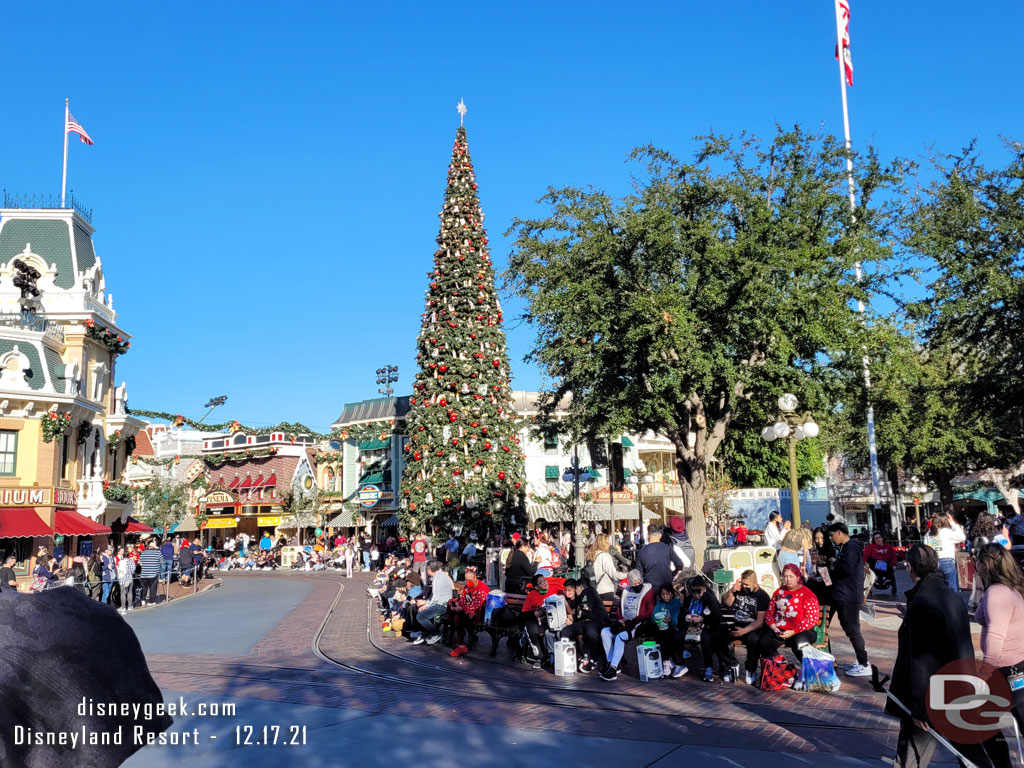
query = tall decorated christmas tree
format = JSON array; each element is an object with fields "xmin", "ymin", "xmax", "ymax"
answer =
[{"xmin": 400, "ymin": 105, "xmax": 526, "ymax": 539}]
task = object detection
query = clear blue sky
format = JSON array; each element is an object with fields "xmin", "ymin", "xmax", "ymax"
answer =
[{"xmin": 1, "ymin": 2, "xmax": 1020, "ymax": 432}]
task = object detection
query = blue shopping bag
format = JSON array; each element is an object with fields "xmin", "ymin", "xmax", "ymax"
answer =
[{"xmin": 800, "ymin": 646, "xmax": 841, "ymax": 693}]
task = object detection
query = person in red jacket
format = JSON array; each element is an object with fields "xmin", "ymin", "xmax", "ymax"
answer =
[
  {"xmin": 519, "ymin": 574, "xmax": 566, "ymax": 668},
  {"xmin": 863, "ymin": 532, "xmax": 898, "ymax": 595},
  {"xmin": 446, "ymin": 565, "xmax": 490, "ymax": 658},
  {"xmin": 747, "ymin": 563, "xmax": 821, "ymax": 677}
]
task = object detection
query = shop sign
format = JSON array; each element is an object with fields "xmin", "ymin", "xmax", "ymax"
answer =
[
  {"xmin": 257, "ymin": 516, "xmax": 281, "ymax": 527},
  {"xmin": 206, "ymin": 517, "xmax": 238, "ymax": 529},
  {"xmin": 204, "ymin": 490, "xmax": 235, "ymax": 506},
  {"xmin": 358, "ymin": 484, "xmax": 382, "ymax": 508},
  {"xmin": 0, "ymin": 486, "xmax": 79, "ymax": 507},
  {"xmin": 592, "ymin": 487, "xmax": 636, "ymax": 503}
]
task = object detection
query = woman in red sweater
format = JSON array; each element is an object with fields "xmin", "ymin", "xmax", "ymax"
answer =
[
  {"xmin": 747, "ymin": 564, "xmax": 821, "ymax": 678},
  {"xmin": 863, "ymin": 532, "xmax": 898, "ymax": 595}
]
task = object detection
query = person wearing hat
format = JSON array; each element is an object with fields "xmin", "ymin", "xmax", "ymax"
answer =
[
  {"xmin": 666, "ymin": 516, "xmax": 696, "ymax": 572},
  {"xmin": 445, "ymin": 565, "xmax": 489, "ymax": 658},
  {"xmin": 599, "ymin": 569, "xmax": 655, "ymax": 681}
]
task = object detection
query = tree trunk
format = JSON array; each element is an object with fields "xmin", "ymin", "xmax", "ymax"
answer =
[
  {"xmin": 675, "ymin": 455, "xmax": 708, "ymax": 568},
  {"xmin": 983, "ymin": 466, "xmax": 1023, "ymax": 516},
  {"xmin": 935, "ymin": 472, "xmax": 955, "ymax": 517}
]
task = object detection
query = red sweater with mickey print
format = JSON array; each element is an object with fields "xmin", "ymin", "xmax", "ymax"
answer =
[{"xmin": 766, "ymin": 585, "xmax": 820, "ymax": 634}]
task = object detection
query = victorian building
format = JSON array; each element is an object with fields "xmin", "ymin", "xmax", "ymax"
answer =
[{"xmin": 0, "ymin": 199, "xmax": 145, "ymax": 580}]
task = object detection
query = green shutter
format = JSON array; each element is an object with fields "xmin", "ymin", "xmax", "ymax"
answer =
[
  {"xmin": 621, "ymin": 436, "xmax": 635, "ymax": 447},
  {"xmin": 545, "ymin": 465, "xmax": 559, "ymax": 480},
  {"xmin": 358, "ymin": 438, "xmax": 388, "ymax": 451},
  {"xmin": 543, "ymin": 435, "xmax": 559, "ymax": 449},
  {"xmin": 360, "ymin": 472, "xmax": 384, "ymax": 485}
]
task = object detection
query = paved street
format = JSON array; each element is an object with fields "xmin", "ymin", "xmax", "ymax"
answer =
[{"xmin": 119, "ymin": 570, "xmax": 969, "ymax": 768}]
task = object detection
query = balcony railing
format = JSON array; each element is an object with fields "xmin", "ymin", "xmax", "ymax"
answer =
[
  {"xmin": 0, "ymin": 312, "xmax": 65, "ymax": 343},
  {"xmin": 2, "ymin": 190, "xmax": 93, "ymax": 224}
]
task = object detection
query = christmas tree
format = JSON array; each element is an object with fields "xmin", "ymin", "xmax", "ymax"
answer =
[{"xmin": 399, "ymin": 114, "xmax": 526, "ymax": 540}]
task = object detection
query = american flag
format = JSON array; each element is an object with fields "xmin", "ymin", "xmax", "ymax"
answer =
[
  {"xmin": 67, "ymin": 113, "xmax": 94, "ymax": 145},
  {"xmin": 835, "ymin": 0, "xmax": 853, "ymax": 86}
]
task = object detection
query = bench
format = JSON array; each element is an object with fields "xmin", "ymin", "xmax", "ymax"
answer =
[{"xmin": 725, "ymin": 604, "xmax": 832, "ymax": 653}]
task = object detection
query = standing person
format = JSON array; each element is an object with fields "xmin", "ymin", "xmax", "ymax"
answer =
[
  {"xmin": 0, "ymin": 555, "xmax": 18, "ymax": 592},
  {"xmin": 722, "ymin": 569, "xmax": 771, "ymax": 685},
  {"xmin": 86, "ymin": 552, "xmax": 102, "ymax": 599},
  {"xmin": 138, "ymin": 540, "xmax": 163, "ymax": 606},
  {"xmin": 599, "ymin": 569, "xmax": 655, "ymax": 682},
  {"xmin": 237, "ymin": 531, "xmax": 250, "ymax": 556},
  {"xmin": 588, "ymin": 533, "xmax": 627, "ymax": 601},
  {"xmin": 445, "ymin": 565, "xmax": 489, "ymax": 658},
  {"xmin": 779, "ymin": 526, "xmax": 811, "ymax": 577},
  {"xmin": 224, "ymin": 536, "xmax": 236, "ymax": 555},
  {"xmin": 370, "ymin": 544, "xmax": 381, "ymax": 572},
  {"xmin": 101, "ymin": 545, "xmax": 117, "ymax": 604},
  {"xmin": 764, "ymin": 512, "xmax": 785, "ymax": 551},
  {"xmin": 411, "ymin": 533, "xmax": 430, "ymax": 583},
  {"xmin": 827, "ymin": 522, "xmax": 872, "ymax": 677},
  {"xmin": 159, "ymin": 537, "xmax": 174, "ymax": 585},
  {"xmin": 31, "ymin": 555, "xmax": 56, "ymax": 591},
  {"xmin": 666, "ymin": 516, "xmax": 696, "ymax": 572},
  {"xmin": 974, "ymin": 543, "xmax": 1024, "ymax": 743},
  {"xmin": 532, "ymin": 532, "xmax": 554, "ymax": 576},
  {"xmin": 116, "ymin": 547, "xmax": 135, "ymax": 614},
  {"xmin": 733, "ymin": 520, "xmax": 749, "ymax": 545},
  {"xmin": 888, "ymin": 544, "xmax": 1002, "ymax": 768},
  {"xmin": 177, "ymin": 540, "xmax": 194, "ymax": 586},
  {"xmin": 360, "ymin": 531, "xmax": 373, "ymax": 572},
  {"xmin": 343, "ymin": 545, "xmax": 355, "ymax": 578},
  {"xmin": 637, "ymin": 524, "xmax": 683, "ymax": 589},
  {"xmin": 926, "ymin": 513, "xmax": 966, "ymax": 591},
  {"xmin": 259, "ymin": 532, "xmax": 273, "ymax": 552},
  {"xmin": 498, "ymin": 538, "xmax": 514, "ymax": 592}
]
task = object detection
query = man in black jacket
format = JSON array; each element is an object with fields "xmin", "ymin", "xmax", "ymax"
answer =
[
  {"xmin": 560, "ymin": 578, "xmax": 609, "ymax": 672},
  {"xmin": 828, "ymin": 522, "xmax": 871, "ymax": 677},
  {"xmin": 888, "ymin": 544, "xmax": 999, "ymax": 768},
  {"xmin": 638, "ymin": 524, "xmax": 683, "ymax": 589}
]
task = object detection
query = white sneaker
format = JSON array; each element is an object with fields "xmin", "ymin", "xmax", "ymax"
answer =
[
  {"xmin": 845, "ymin": 663, "xmax": 872, "ymax": 677},
  {"xmin": 744, "ymin": 671, "xmax": 756, "ymax": 685},
  {"xmin": 118, "ymin": 608, "xmax": 127, "ymax": 615},
  {"xmin": 662, "ymin": 660, "xmax": 674, "ymax": 676}
]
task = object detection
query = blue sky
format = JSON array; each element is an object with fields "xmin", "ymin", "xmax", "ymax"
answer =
[{"xmin": 1, "ymin": 1, "xmax": 1020, "ymax": 432}]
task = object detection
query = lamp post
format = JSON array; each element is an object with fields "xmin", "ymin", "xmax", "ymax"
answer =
[
  {"xmin": 563, "ymin": 446, "xmax": 594, "ymax": 568},
  {"xmin": 197, "ymin": 395, "xmax": 228, "ymax": 425},
  {"xmin": 376, "ymin": 365, "xmax": 399, "ymax": 397},
  {"xmin": 626, "ymin": 470, "xmax": 655, "ymax": 530},
  {"xmin": 761, "ymin": 393, "xmax": 819, "ymax": 530},
  {"xmin": 906, "ymin": 478, "xmax": 928, "ymax": 539}
]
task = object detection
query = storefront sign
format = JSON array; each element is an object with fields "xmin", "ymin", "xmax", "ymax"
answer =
[
  {"xmin": 204, "ymin": 490, "xmax": 236, "ymax": 506},
  {"xmin": 0, "ymin": 486, "xmax": 78, "ymax": 507},
  {"xmin": 592, "ymin": 487, "xmax": 636, "ymax": 503},
  {"xmin": 205, "ymin": 517, "xmax": 238, "ymax": 529},
  {"xmin": 358, "ymin": 484, "xmax": 382, "ymax": 508},
  {"xmin": 257, "ymin": 516, "xmax": 281, "ymax": 527}
]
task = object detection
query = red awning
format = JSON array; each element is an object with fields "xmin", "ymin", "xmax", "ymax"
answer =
[
  {"xmin": 111, "ymin": 516, "xmax": 154, "ymax": 534},
  {"xmin": 251, "ymin": 475, "xmax": 265, "ymax": 489},
  {"xmin": 265, "ymin": 473, "xmax": 277, "ymax": 486},
  {"xmin": 54, "ymin": 509, "xmax": 111, "ymax": 536},
  {"xmin": 0, "ymin": 508, "xmax": 51, "ymax": 538},
  {"xmin": 240, "ymin": 476, "xmax": 252, "ymax": 489},
  {"xmin": 228, "ymin": 476, "xmax": 240, "ymax": 489}
]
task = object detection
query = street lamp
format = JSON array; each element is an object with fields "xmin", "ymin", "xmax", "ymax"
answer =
[
  {"xmin": 905, "ymin": 478, "xmax": 928, "ymax": 536},
  {"xmin": 197, "ymin": 395, "xmax": 228, "ymax": 424},
  {"xmin": 761, "ymin": 393, "xmax": 819, "ymax": 529},
  {"xmin": 563, "ymin": 447, "xmax": 594, "ymax": 568},
  {"xmin": 626, "ymin": 471, "xmax": 656, "ymax": 528}
]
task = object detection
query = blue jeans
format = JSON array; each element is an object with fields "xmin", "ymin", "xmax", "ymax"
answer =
[
  {"xmin": 101, "ymin": 581, "xmax": 113, "ymax": 604},
  {"xmin": 416, "ymin": 603, "xmax": 446, "ymax": 634},
  {"xmin": 161, "ymin": 559, "xmax": 172, "ymax": 582},
  {"xmin": 939, "ymin": 558, "xmax": 958, "ymax": 590},
  {"xmin": 362, "ymin": 552, "xmax": 371, "ymax": 571}
]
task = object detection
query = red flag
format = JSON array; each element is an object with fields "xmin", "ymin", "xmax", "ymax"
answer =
[
  {"xmin": 67, "ymin": 113, "xmax": 94, "ymax": 145},
  {"xmin": 835, "ymin": 0, "xmax": 853, "ymax": 86}
]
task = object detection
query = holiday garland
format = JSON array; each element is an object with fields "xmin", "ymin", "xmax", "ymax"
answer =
[
  {"xmin": 85, "ymin": 319, "xmax": 130, "ymax": 355},
  {"xmin": 103, "ymin": 484, "xmax": 135, "ymax": 503},
  {"xmin": 107, "ymin": 430, "xmax": 123, "ymax": 455},
  {"xmin": 41, "ymin": 411, "xmax": 72, "ymax": 443},
  {"xmin": 128, "ymin": 409, "xmax": 340, "ymax": 441},
  {"xmin": 203, "ymin": 447, "xmax": 280, "ymax": 466}
]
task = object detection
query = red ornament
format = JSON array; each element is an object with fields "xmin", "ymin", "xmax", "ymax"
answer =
[
  {"xmin": 451, "ymin": 438, "xmax": 459, "ymax": 446},
  {"xmin": 498, "ymin": 471, "xmax": 506, "ymax": 480},
  {"xmin": 439, "ymin": 364, "xmax": 447, "ymax": 373},
  {"xmin": 484, "ymin": 441, "xmax": 492, "ymax": 450},
  {"xmin": 413, "ymin": 451, "xmax": 421, "ymax": 461},
  {"xmin": 439, "ymin": 398, "xmax": 447, "ymax": 406},
  {"xmin": 481, "ymin": 427, "xmax": 488, "ymax": 435},
  {"xmin": 502, "ymin": 446, "xmax": 511, "ymax": 453},
  {"xmin": 443, "ymin": 497, "xmax": 452, "ymax": 506},
  {"xmin": 409, "ymin": 503, "xmax": 417, "ymax": 512},
  {"xmin": 514, "ymin": 482, "xmax": 521, "ymax": 489},
  {"xmin": 492, "ymin": 359, "xmax": 500, "ymax": 367}
]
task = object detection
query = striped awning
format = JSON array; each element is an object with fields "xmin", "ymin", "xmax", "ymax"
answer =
[
  {"xmin": 379, "ymin": 514, "xmax": 399, "ymax": 527},
  {"xmin": 326, "ymin": 509, "xmax": 359, "ymax": 528},
  {"xmin": 170, "ymin": 515, "xmax": 198, "ymax": 533},
  {"xmin": 527, "ymin": 503, "xmax": 659, "ymax": 523}
]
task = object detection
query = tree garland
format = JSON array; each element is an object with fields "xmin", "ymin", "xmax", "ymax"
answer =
[
  {"xmin": 85, "ymin": 319, "xmax": 130, "ymax": 355},
  {"xmin": 107, "ymin": 430, "xmax": 123, "ymax": 455},
  {"xmin": 127, "ymin": 409, "xmax": 344, "ymax": 440},
  {"xmin": 203, "ymin": 447, "xmax": 280, "ymax": 466},
  {"xmin": 41, "ymin": 411, "xmax": 72, "ymax": 443}
]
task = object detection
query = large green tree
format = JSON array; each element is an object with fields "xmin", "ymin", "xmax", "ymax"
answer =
[
  {"xmin": 505, "ymin": 127, "xmax": 904, "ymax": 560},
  {"xmin": 399, "ymin": 126, "xmax": 526, "ymax": 540}
]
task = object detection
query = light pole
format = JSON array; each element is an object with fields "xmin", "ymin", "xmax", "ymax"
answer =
[
  {"xmin": 626, "ymin": 470, "xmax": 655, "ymax": 530},
  {"xmin": 761, "ymin": 393, "xmax": 819, "ymax": 530},
  {"xmin": 197, "ymin": 395, "xmax": 228, "ymax": 425},
  {"xmin": 376, "ymin": 365, "xmax": 399, "ymax": 396},
  {"xmin": 563, "ymin": 446, "xmax": 594, "ymax": 568},
  {"xmin": 906, "ymin": 478, "xmax": 928, "ymax": 539}
]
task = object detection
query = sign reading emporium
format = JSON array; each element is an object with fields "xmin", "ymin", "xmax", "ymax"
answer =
[{"xmin": 0, "ymin": 486, "xmax": 78, "ymax": 507}]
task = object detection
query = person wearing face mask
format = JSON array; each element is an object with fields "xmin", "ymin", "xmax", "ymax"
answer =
[
  {"xmin": 722, "ymin": 569, "xmax": 771, "ymax": 685},
  {"xmin": 560, "ymin": 578, "xmax": 609, "ymax": 673},
  {"xmin": 519, "ymin": 573, "xmax": 566, "ymax": 668},
  {"xmin": 599, "ymin": 569, "xmax": 655, "ymax": 681}
]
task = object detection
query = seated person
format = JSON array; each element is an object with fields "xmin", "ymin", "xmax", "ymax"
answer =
[
  {"xmin": 747, "ymin": 563, "xmax": 821, "ymax": 680},
  {"xmin": 721, "ymin": 569, "xmax": 771, "ymax": 685},
  {"xmin": 519, "ymin": 573, "xmax": 566, "ymax": 669},
  {"xmin": 680, "ymin": 576, "xmax": 735, "ymax": 682},
  {"xmin": 560, "ymin": 578, "xmax": 609, "ymax": 673},
  {"xmin": 445, "ymin": 566, "xmax": 489, "ymax": 658},
  {"xmin": 411, "ymin": 560, "xmax": 454, "ymax": 645},
  {"xmin": 650, "ymin": 583, "xmax": 686, "ymax": 679},
  {"xmin": 862, "ymin": 532, "xmax": 897, "ymax": 595},
  {"xmin": 599, "ymin": 569, "xmax": 655, "ymax": 681}
]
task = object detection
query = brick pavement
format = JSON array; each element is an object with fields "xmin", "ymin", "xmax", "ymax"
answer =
[{"xmin": 138, "ymin": 570, "xmax": 951, "ymax": 760}]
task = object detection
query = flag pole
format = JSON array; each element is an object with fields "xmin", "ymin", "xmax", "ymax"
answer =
[
  {"xmin": 60, "ymin": 98, "xmax": 69, "ymax": 207},
  {"xmin": 833, "ymin": 0, "xmax": 885, "ymax": 517}
]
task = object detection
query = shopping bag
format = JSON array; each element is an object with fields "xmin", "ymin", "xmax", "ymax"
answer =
[
  {"xmin": 800, "ymin": 645, "xmax": 841, "ymax": 693},
  {"xmin": 760, "ymin": 655, "xmax": 798, "ymax": 691}
]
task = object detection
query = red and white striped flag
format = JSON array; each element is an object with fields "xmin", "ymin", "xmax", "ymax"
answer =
[
  {"xmin": 835, "ymin": 0, "xmax": 853, "ymax": 86},
  {"xmin": 67, "ymin": 113, "xmax": 94, "ymax": 145}
]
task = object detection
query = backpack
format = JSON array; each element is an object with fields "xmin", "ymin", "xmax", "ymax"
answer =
[
  {"xmin": 550, "ymin": 547, "xmax": 562, "ymax": 569},
  {"xmin": 581, "ymin": 562, "xmax": 597, "ymax": 589}
]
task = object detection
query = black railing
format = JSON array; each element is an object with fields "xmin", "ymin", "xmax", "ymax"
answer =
[{"xmin": 1, "ymin": 189, "xmax": 93, "ymax": 224}]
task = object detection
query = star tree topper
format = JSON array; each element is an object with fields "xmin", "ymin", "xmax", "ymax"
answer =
[{"xmin": 456, "ymin": 98, "xmax": 467, "ymax": 126}]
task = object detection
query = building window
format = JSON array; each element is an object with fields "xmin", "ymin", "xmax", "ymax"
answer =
[
  {"xmin": 545, "ymin": 465, "xmax": 559, "ymax": 482},
  {"xmin": 61, "ymin": 434, "xmax": 71, "ymax": 480},
  {"xmin": 543, "ymin": 435, "xmax": 558, "ymax": 454},
  {"xmin": 0, "ymin": 431, "xmax": 16, "ymax": 475}
]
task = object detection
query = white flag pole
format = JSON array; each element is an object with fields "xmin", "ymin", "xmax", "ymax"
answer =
[
  {"xmin": 833, "ymin": 0, "xmax": 884, "ymax": 514},
  {"xmin": 60, "ymin": 98, "xmax": 70, "ymax": 208}
]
